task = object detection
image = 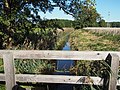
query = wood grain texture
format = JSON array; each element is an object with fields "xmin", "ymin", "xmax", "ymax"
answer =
[
  {"xmin": 108, "ymin": 54, "xmax": 119, "ymax": 90},
  {"xmin": 0, "ymin": 50, "xmax": 120, "ymax": 60},
  {"xmin": 0, "ymin": 74, "xmax": 103, "ymax": 85},
  {"xmin": 0, "ymin": 50, "xmax": 110, "ymax": 60},
  {"xmin": 0, "ymin": 73, "xmax": 119, "ymax": 86},
  {"xmin": 3, "ymin": 52, "xmax": 16, "ymax": 90}
]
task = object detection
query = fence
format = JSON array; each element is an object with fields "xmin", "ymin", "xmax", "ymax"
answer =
[{"xmin": 0, "ymin": 50, "xmax": 120, "ymax": 90}]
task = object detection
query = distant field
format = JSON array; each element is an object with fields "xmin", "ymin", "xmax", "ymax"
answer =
[
  {"xmin": 84, "ymin": 27, "xmax": 120, "ymax": 30},
  {"xmin": 69, "ymin": 28, "xmax": 120, "ymax": 51},
  {"xmin": 84, "ymin": 27, "xmax": 120, "ymax": 34}
]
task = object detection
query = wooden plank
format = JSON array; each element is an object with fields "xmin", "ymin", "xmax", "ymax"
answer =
[
  {"xmin": 0, "ymin": 50, "xmax": 120, "ymax": 60},
  {"xmin": 0, "ymin": 74, "xmax": 103, "ymax": 85},
  {"xmin": 1, "ymin": 73, "xmax": 120, "ymax": 86},
  {"xmin": 108, "ymin": 54, "xmax": 119, "ymax": 90},
  {"xmin": 17, "ymin": 74, "xmax": 104, "ymax": 85},
  {"xmin": 13, "ymin": 51, "xmax": 108, "ymax": 60},
  {"xmin": 3, "ymin": 53, "xmax": 16, "ymax": 90},
  {"xmin": 0, "ymin": 50, "xmax": 109, "ymax": 60}
]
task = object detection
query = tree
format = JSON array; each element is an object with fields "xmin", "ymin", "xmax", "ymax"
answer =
[
  {"xmin": 110, "ymin": 22, "xmax": 120, "ymax": 27},
  {"xmin": 73, "ymin": 0, "xmax": 100, "ymax": 29},
  {"xmin": 0, "ymin": 0, "xmax": 75, "ymax": 49},
  {"xmin": 98, "ymin": 19, "xmax": 107, "ymax": 27}
]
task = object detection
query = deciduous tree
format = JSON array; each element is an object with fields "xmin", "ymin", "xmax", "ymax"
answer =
[{"xmin": 73, "ymin": 0, "xmax": 100, "ymax": 29}]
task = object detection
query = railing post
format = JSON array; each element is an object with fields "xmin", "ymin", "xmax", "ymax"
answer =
[
  {"xmin": 3, "ymin": 52, "xmax": 16, "ymax": 90},
  {"xmin": 104, "ymin": 53, "xmax": 119, "ymax": 90}
]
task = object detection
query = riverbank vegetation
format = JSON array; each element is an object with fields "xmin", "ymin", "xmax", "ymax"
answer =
[
  {"xmin": 0, "ymin": 28, "xmax": 72, "ymax": 74},
  {"xmin": 69, "ymin": 29, "xmax": 120, "ymax": 75},
  {"xmin": 69, "ymin": 29, "xmax": 120, "ymax": 89},
  {"xmin": 69, "ymin": 29, "xmax": 120, "ymax": 51}
]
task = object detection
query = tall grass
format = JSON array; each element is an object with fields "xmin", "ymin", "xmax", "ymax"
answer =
[
  {"xmin": 69, "ymin": 29, "xmax": 120, "ymax": 90},
  {"xmin": 0, "ymin": 28, "xmax": 74, "ymax": 89},
  {"xmin": 69, "ymin": 29, "xmax": 120, "ymax": 51},
  {"xmin": 88, "ymin": 29, "xmax": 120, "ymax": 43}
]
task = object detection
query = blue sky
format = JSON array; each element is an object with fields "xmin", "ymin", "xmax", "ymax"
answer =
[
  {"xmin": 40, "ymin": 0, "xmax": 120, "ymax": 22},
  {"xmin": 40, "ymin": 7, "xmax": 74, "ymax": 20},
  {"xmin": 96, "ymin": 0, "xmax": 120, "ymax": 22}
]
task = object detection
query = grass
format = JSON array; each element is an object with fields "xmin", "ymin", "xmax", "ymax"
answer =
[
  {"xmin": 0, "ymin": 84, "xmax": 5, "ymax": 90},
  {"xmin": 69, "ymin": 29, "xmax": 120, "ymax": 51},
  {"xmin": 69, "ymin": 29, "xmax": 120, "ymax": 90},
  {"xmin": 0, "ymin": 59, "xmax": 4, "ymax": 90},
  {"xmin": 0, "ymin": 59, "xmax": 4, "ymax": 73}
]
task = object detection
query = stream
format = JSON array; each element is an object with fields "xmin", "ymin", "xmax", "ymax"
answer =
[
  {"xmin": 57, "ymin": 42, "xmax": 74, "ymax": 73},
  {"xmin": 54, "ymin": 42, "xmax": 75, "ymax": 90}
]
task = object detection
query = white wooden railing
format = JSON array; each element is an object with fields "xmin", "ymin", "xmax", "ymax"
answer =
[{"xmin": 0, "ymin": 50, "xmax": 120, "ymax": 90}]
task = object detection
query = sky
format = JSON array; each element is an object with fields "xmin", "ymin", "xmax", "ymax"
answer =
[
  {"xmin": 40, "ymin": 0, "xmax": 120, "ymax": 22},
  {"xmin": 96, "ymin": 0, "xmax": 120, "ymax": 22}
]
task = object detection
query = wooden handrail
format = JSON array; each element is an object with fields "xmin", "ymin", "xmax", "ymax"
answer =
[{"xmin": 0, "ymin": 50, "xmax": 109, "ymax": 60}]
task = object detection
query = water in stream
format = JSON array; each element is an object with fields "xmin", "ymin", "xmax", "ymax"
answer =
[
  {"xmin": 57, "ymin": 42, "xmax": 74, "ymax": 72},
  {"xmin": 55, "ymin": 42, "xmax": 74, "ymax": 90}
]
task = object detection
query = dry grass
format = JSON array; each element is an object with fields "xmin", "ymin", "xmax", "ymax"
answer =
[{"xmin": 69, "ymin": 29, "xmax": 120, "ymax": 51}]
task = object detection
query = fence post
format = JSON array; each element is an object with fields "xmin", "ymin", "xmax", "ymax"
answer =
[
  {"xmin": 104, "ymin": 53, "xmax": 119, "ymax": 90},
  {"xmin": 3, "ymin": 52, "xmax": 16, "ymax": 90}
]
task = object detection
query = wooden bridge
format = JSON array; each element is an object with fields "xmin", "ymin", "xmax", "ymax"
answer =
[{"xmin": 0, "ymin": 50, "xmax": 120, "ymax": 90}]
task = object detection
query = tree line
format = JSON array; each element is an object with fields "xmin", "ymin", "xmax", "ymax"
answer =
[
  {"xmin": 109, "ymin": 22, "xmax": 120, "ymax": 27},
  {"xmin": 50, "ymin": 19, "xmax": 120, "ymax": 28}
]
